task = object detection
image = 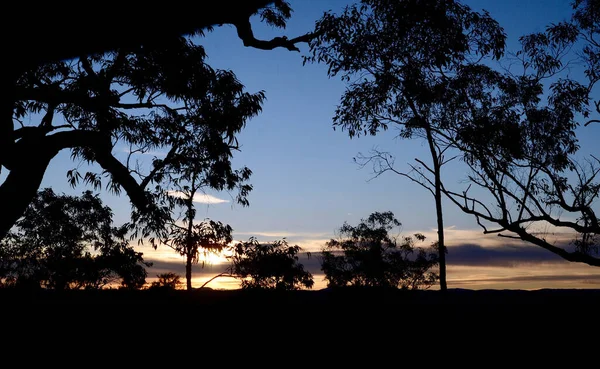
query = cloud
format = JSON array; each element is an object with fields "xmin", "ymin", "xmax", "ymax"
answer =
[
  {"xmin": 140, "ymin": 246, "xmax": 600, "ymax": 291},
  {"xmin": 446, "ymin": 243, "xmax": 565, "ymax": 267},
  {"xmin": 413, "ymin": 225, "xmax": 578, "ymax": 249},
  {"xmin": 232, "ymin": 231, "xmax": 332, "ymax": 252},
  {"xmin": 234, "ymin": 231, "xmax": 329, "ymax": 238},
  {"xmin": 167, "ymin": 191, "xmax": 229, "ymax": 204},
  {"xmin": 135, "ymin": 224, "xmax": 598, "ymax": 290},
  {"xmin": 234, "ymin": 231, "xmax": 302, "ymax": 238},
  {"xmin": 450, "ymin": 273, "xmax": 600, "ymax": 285},
  {"xmin": 447, "ymin": 264, "xmax": 600, "ymax": 289},
  {"xmin": 145, "ymin": 258, "xmax": 229, "ymax": 277}
]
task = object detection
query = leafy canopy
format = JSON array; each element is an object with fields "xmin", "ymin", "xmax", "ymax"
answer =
[
  {"xmin": 321, "ymin": 212, "xmax": 439, "ymax": 289},
  {"xmin": 0, "ymin": 188, "xmax": 150, "ymax": 290},
  {"xmin": 304, "ymin": 0, "xmax": 507, "ymax": 139},
  {"xmin": 228, "ymin": 237, "xmax": 314, "ymax": 290}
]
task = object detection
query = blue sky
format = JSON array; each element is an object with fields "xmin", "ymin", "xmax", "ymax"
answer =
[{"xmin": 30, "ymin": 0, "xmax": 600, "ymax": 289}]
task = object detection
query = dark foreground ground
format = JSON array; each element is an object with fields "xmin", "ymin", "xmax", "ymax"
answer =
[
  {"xmin": 4, "ymin": 286, "xmax": 600, "ymax": 305},
  {"xmin": 2, "ymin": 288, "xmax": 599, "ymax": 341}
]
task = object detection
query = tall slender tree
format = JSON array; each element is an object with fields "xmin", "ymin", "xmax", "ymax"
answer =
[
  {"xmin": 162, "ymin": 174, "xmax": 235, "ymax": 290},
  {"xmin": 305, "ymin": 0, "xmax": 506, "ymax": 290}
]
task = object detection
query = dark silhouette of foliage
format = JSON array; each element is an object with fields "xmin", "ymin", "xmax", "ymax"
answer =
[
  {"xmin": 305, "ymin": 0, "xmax": 506, "ymax": 290},
  {"xmin": 6, "ymin": 1, "xmax": 315, "ymax": 74},
  {"xmin": 321, "ymin": 212, "xmax": 439, "ymax": 289},
  {"xmin": 158, "ymin": 140, "xmax": 235, "ymax": 290},
  {"xmin": 0, "ymin": 1, "xmax": 315, "ymax": 243},
  {"xmin": 228, "ymin": 237, "xmax": 314, "ymax": 290},
  {"xmin": 163, "ymin": 204, "xmax": 233, "ymax": 290},
  {"xmin": 149, "ymin": 272, "xmax": 183, "ymax": 290},
  {"xmin": 429, "ymin": 0, "xmax": 600, "ymax": 266},
  {"xmin": 0, "ymin": 188, "xmax": 150, "ymax": 290}
]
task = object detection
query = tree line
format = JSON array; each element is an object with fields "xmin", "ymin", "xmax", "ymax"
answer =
[
  {"xmin": 0, "ymin": 189, "xmax": 438, "ymax": 291},
  {"xmin": 1, "ymin": 0, "xmax": 599, "ymax": 292}
]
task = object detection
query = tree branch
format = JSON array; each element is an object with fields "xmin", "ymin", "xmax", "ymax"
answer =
[
  {"xmin": 44, "ymin": 130, "xmax": 151, "ymax": 212},
  {"xmin": 510, "ymin": 226, "xmax": 600, "ymax": 267},
  {"xmin": 7, "ymin": 0, "xmax": 278, "ymax": 71},
  {"xmin": 140, "ymin": 145, "xmax": 180, "ymax": 189},
  {"xmin": 198, "ymin": 272, "xmax": 238, "ymax": 290},
  {"xmin": 80, "ymin": 57, "xmax": 98, "ymax": 79},
  {"xmin": 15, "ymin": 85, "xmax": 109, "ymax": 112},
  {"xmin": 234, "ymin": 19, "xmax": 316, "ymax": 52},
  {"xmin": 114, "ymin": 102, "xmax": 183, "ymax": 112}
]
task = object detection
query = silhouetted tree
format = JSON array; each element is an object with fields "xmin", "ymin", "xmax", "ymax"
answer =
[
  {"xmin": 321, "ymin": 212, "xmax": 438, "ymax": 289},
  {"xmin": 162, "ymin": 186, "xmax": 233, "ymax": 290},
  {"xmin": 0, "ymin": 1, "xmax": 314, "ymax": 242},
  {"xmin": 228, "ymin": 237, "xmax": 314, "ymax": 290},
  {"xmin": 149, "ymin": 272, "xmax": 183, "ymax": 290},
  {"xmin": 305, "ymin": 0, "xmax": 506, "ymax": 290},
  {"xmin": 154, "ymin": 125, "xmax": 237, "ymax": 290},
  {"xmin": 0, "ymin": 188, "xmax": 150, "ymax": 289},
  {"xmin": 433, "ymin": 0, "xmax": 600, "ymax": 266},
  {"xmin": 150, "ymin": 272, "xmax": 183, "ymax": 290}
]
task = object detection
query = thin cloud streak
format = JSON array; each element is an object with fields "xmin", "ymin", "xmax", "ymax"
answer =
[
  {"xmin": 450, "ymin": 273, "xmax": 600, "ymax": 284},
  {"xmin": 167, "ymin": 191, "xmax": 229, "ymax": 204},
  {"xmin": 234, "ymin": 230, "xmax": 330, "ymax": 239}
]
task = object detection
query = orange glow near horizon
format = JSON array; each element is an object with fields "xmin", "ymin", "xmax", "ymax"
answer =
[
  {"xmin": 145, "ymin": 262, "xmax": 600, "ymax": 291},
  {"xmin": 138, "ymin": 228, "xmax": 600, "ymax": 291}
]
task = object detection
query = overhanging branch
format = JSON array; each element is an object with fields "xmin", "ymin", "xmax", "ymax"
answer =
[
  {"xmin": 512, "ymin": 226, "xmax": 600, "ymax": 267},
  {"xmin": 45, "ymin": 130, "xmax": 151, "ymax": 212},
  {"xmin": 7, "ymin": 0, "xmax": 278, "ymax": 70},
  {"xmin": 234, "ymin": 19, "xmax": 317, "ymax": 51}
]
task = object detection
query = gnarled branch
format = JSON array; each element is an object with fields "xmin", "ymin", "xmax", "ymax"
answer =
[{"xmin": 234, "ymin": 19, "xmax": 317, "ymax": 51}]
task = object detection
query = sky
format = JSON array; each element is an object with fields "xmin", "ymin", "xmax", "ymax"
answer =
[{"xmin": 24, "ymin": 0, "xmax": 600, "ymax": 290}]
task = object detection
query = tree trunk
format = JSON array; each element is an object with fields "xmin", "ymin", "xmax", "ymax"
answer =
[
  {"xmin": 186, "ymin": 253, "xmax": 193, "ymax": 291},
  {"xmin": 434, "ymin": 167, "xmax": 447, "ymax": 291},
  {"xmin": 0, "ymin": 130, "xmax": 151, "ymax": 241},
  {"xmin": 0, "ymin": 143, "xmax": 54, "ymax": 240},
  {"xmin": 185, "ymin": 183, "xmax": 197, "ymax": 291},
  {"xmin": 425, "ymin": 127, "xmax": 447, "ymax": 292}
]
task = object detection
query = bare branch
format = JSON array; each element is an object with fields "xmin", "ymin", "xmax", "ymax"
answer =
[
  {"xmin": 584, "ymin": 119, "xmax": 600, "ymax": 126},
  {"xmin": 398, "ymin": 166, "xmax": 435, "ymax": 197},
  {"xmin": 198, "ymin": 272, "xmax": 237, "ymax": 290},
  {"xmin": 497, "ymin": 233, "xmax": 522, "ymax": 239},
  {"xmin": 118, "ymin": 87, "xmax": 136, "ymax": 98},
  {"xmin": 414, "ymin": 158, "xmax": 434, "ymax": 175}
]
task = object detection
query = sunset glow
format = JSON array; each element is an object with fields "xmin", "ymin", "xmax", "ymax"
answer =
[{"xmin": 6, "ymin": 0, "xmax": 598, "ymax": 296}]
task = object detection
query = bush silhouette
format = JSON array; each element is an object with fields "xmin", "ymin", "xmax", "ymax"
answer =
[
  {"xmin": 149, "ymin": 272, "xmax": 183, "ymax": 290},
  {"xmin": 321, "ymin": 212, "xmax": 439, "ymax": 289},
  {"xmin": 0, "ymin": 188, "xmax": 150, "ymax": 290},
  {"xmin": 228, "ymin": 237, "xmax": 314, "ymax": 290}
]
